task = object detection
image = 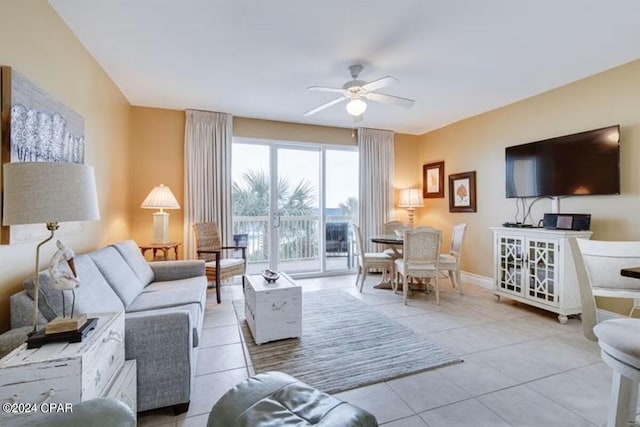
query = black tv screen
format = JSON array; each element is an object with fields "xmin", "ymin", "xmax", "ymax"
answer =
[{"xmin": 505, "ymin": 125, "xmax": 620, "ymax": 198}]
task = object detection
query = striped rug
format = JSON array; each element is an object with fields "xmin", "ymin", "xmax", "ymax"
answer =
[{"xmin": 233, "ymin": 289, "xmax": 462, "ymax": 394}]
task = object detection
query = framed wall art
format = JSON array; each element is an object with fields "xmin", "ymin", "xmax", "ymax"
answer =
[
  {"xmin": 422, "ymin": 161, "xmax": 444, "ymax": 198},
  {"xmin": 449, "ymin": 171, "xmax": 476, "ymax": 212},
  {"xmin": 1, "ymin": 66, "xmax": 85, "ymax": 244}
]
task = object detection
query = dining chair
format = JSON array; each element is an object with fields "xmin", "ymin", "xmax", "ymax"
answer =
[
  {"xmin": 438, "ymin": 223, "xmax": 467, "ymax": 295},
  {"xmin": 569, "ymin": 237, "xmax": 640, "ymax": 427},
  {"xmin": 193, "ymin": 223, "xmax": 246, "ymax": 304},
  {"xmin": 382, "ymin": 221, "xmax": 408, "ymax": 259},
  {"xmin": 352, "ymin": 224, "xmax": 395, "ymax": 292},
  {"xmin": 573, "ymin": 238, "xmax": 640, "ymax": 317},
  {"xmin": 395, "ymin": 226, "xmax": 442, "ymax": 305}
]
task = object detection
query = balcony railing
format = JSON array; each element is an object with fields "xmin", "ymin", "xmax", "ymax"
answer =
[{"xmin": 233, "ymin": 215, "xmax": 355, "ymax": 271}]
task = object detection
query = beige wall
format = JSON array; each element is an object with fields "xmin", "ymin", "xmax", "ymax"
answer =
[
  {"xmin": 0, "ymin": 1, "xmax": 132, "ymax": 331},
  {"xmin": 131, "ymin": 107, "xmax": 185, "ymax": 256},
  {"xmin": 393, "ymin": 133, "xmax": 423, "ymax": 224},
  {"xmin": 234, "ymin": 117, "xmax": 356, "ymax": 145},
  {"xmin": 413, "ymin": 60, "xmax": 640, "ymax": 314}
]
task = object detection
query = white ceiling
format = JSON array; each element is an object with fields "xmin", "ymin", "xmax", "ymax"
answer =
[{"xmin": 50, "ymin": 0, "xmax": 640, "ymax": 135}]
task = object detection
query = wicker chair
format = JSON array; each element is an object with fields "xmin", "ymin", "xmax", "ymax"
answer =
[
  {"xmin": 395, "ymin": 226, "xmax": 442, "ymax": 305},
  {"xmin": 193, "ymin": 223, "xmax": 246, "ymax": 304}
]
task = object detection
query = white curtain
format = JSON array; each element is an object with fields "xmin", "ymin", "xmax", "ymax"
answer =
[
  {"xmin": 358, "ymin": 128, "xmax": 395, "ymax": 252},
  {"xmin": 183, "ymin": 110, "xmax": 233, "ymax": 258}
]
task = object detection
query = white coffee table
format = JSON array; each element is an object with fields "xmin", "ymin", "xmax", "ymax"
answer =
[{"xmin": 244, "ymin": 273, "xmax": 302, "ymax": 345}]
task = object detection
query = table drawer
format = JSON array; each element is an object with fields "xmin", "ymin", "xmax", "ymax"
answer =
[{"xmin": 81, "ymin": 314, "xmax": 125, "ymax": 399}]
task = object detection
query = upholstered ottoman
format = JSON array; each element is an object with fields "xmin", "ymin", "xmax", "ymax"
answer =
[{"xmin": 207, "ymin": 371, "xmax": 378, "ymax": 426}]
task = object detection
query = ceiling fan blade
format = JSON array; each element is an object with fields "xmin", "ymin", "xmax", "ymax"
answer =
[
  {"xmin": 364, "ymin": 92, "xmax": 415, "ymax": 108},
  {"xmin": 362, "ymin": 76, "xmax": 398, "ymax": 92},
  {"xmin": 303, "ymin": 97, "xmax": 346, "ymax": 116},
  {"xmin": 307, "ymin": 86, "xmax": 345, "ymax": 94}
]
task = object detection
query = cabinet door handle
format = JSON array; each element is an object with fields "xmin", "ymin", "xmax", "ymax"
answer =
[{"xmin": 103, "ymin": 330, "xmax": 123, "ymax": 343}]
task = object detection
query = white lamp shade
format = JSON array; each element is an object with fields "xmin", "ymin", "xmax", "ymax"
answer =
[
  {"xmin": 398, "ymin": 188, "xmax": 424, "ymax": 208},
  {"xmin": 346, "ymin": 98, "xmax": 367, "ymax": 116},
  {"xmin": 3, "ymin": 162, "xmax": 100, "ymax": 225},
  {"xmin": 141, "ymin": 184, "xmax": 180, "ymax": 209}
]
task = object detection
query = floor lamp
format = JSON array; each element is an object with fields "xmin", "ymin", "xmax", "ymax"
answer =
[
  {"xmin": 2, "ymin": 162, "xmax": 100, "ymax": 337},
  {"xmin": 398, "ymin": 188, "xmax": 424, "ymax": 228}
]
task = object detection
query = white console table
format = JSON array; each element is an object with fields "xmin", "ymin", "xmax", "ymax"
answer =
[
  {"xmin": 491, "ymin": 227, "xmax": 592, "ymax": 323},
  {"xmin": 0, "ymin": 311, "xmax": 136, "ymax": 426}
]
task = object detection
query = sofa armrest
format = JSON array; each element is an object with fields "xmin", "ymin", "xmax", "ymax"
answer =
[
  {"xmin": 125, "ymin": 310, "xmax": 193, "ymax": 411},
  {"xmin": 149, "ymin": 260, "xmax": 205, "ymax": 282}
]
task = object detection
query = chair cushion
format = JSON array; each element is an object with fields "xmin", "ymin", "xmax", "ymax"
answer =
[
  {"xmin": 363, "ymin": 252, "xmax": 392, "ymax": 260},
  {"xmin": 111, "ymin": 240, "xmax": 155, "ymax": 286},
  {"xmin": 207, "ymin": 371, "xmax": 378, "ymax": 427},
  {"xmin": 204, "ymin": 258, "xmax": 245, "ymax": 270},
  {"xmin": 439, "ymin": 253, "xmax": 457, "ymax": 265},
  {"xmin": 89, "ymin": 247, "xmax": 145, "ymax": 307},
  {"xmin": 594, "ymin": 318, "xmax": 640, "ymax": 369}
]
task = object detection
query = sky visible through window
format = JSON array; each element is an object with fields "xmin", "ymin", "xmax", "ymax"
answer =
[{"xmin": 232, "ymin": 142, "xmax": 358, "ymax": 209}]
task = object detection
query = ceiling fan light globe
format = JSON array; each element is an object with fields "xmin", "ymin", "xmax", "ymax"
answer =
[{"xmin": 346, "ymin": 98, "xmax": 367, "ymax": 116}]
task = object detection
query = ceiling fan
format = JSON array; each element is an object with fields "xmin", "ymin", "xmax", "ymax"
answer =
[{"xmin": 303, "ymin": 64, "xmax": 415, "ymax": 120}]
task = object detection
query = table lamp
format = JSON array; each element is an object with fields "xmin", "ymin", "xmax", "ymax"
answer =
[
  {"xmin": 2, "ymin": 162, "xmax": 100, "ymax": 335},
  {"xmin": 398, "ymin": 188, "xmax": 424, "ymax": 228},
  {"xmin": 141, "ymin": 184, "xmax": 180, "ymax": 244}
]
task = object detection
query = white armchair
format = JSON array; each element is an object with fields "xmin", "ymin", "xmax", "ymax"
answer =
[{"xmin": 439, "ymin": 223, "xmax": 467, "ymax": 295}]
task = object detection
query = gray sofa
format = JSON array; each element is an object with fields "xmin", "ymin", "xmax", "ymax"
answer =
[{"xmin": 10, "ymin": 240, "xmax": 208, "ymax": 414}]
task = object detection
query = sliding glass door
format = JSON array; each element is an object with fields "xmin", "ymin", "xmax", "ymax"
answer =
[{"xmin": 232, "ymin": 138, "xmax": 357, "ymax": 277}]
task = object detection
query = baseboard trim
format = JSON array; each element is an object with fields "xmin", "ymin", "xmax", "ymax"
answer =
[{"xmin": 461, "ymin": 271, "xmax": 493, "ymax": 290}]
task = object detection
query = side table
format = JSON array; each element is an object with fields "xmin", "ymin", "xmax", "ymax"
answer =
[
  {"xmin": 244, "ymin": 273, "xmax": 302, "ymax": 345},
  {"xmin": 139, "ymin": 242, "xmax": 181, "ymax": 261},
  {"xmin": 0, "ymin": 311, "xmax": 136, "ymax": 426}
]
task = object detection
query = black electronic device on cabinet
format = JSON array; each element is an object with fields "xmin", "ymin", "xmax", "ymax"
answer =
[{"xmin": 542, "ymin": 213, "xmax": 591, "ymax": 231}]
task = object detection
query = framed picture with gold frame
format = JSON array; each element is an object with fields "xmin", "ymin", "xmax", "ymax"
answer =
[
  {"xmin": 422, "ymin": 161, "xmax": 444, "ymax": 198},
  {"xmin": 449, "ymin": 171, "xmax": 476, "ymax": 212}
]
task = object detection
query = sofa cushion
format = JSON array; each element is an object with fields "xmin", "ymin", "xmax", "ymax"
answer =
[
  {"xmin": 143, "ymin": 277, "xmax": 207, "ymax": 311},
  {"xmin": 72, "ymin": 255, "xmax": 125, "ymax": 316},
  {"xmin": 128, "ymin": 278, "xmax": 205, "ymax": 313},
  {"xmin": 89, "ymin": 247, "xmax": 145, "ymax": 307},
  {"xmin": 24, "ymin": 254, "xmax": 123, "ymax": 320},
  {"xmin": 112, "ymin": 240, "xmax": 155, "ymax": 286}
]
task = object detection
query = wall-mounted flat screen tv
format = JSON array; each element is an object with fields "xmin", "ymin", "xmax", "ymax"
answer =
[{"xmin": 505, "ymin": 125, "xmax": 620, "ymax": 198}]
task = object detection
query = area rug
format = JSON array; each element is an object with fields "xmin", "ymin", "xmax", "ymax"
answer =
[{"xmin": 233, "ymin": 289, "xmax": 462, "ymax": 394}]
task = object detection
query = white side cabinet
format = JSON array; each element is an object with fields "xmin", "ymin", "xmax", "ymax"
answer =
[
  {"xmin": 491, "ymin": 227, "xmax": 592, "ymax": 323},
  {"xmin": 245, "ymin": 273, "xmax": 302, "ymax": 345},
  {"xmin": 0, "ymin": 311, "xmax": 136, "ymax": 426}
]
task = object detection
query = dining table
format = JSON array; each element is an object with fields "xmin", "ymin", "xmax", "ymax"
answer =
[{"xmin": 369, "ymin": 234, "xmax": 403, "ymax": 289}]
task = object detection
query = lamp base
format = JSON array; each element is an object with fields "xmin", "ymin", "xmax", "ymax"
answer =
[
  {"xmin": 152, "ymin": 211, "xmax": 170, "ymax": 244},
  {"xmin": 45, "ymin": 314, "xmax": 88, "ymax": 335},
  {"xmin": 27, "ymin": 317, "xmax": 97, "ymax": 349}
]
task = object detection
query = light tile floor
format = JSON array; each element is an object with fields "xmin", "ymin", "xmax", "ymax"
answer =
[{"xmin": 138, "ymin": 274, "xmax": 626, "ymax": 427}]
